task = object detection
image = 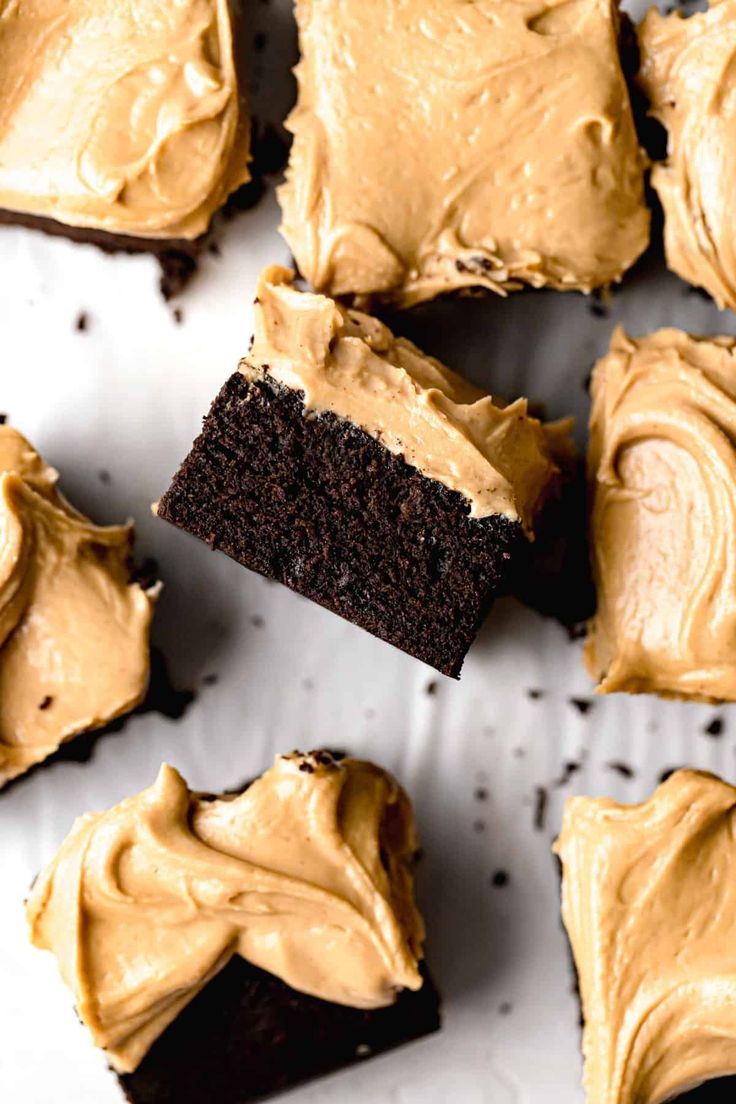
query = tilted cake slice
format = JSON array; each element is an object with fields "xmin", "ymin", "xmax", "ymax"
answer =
[
  {"xmin": 157, "ymin": 266, "xmax": 571, "ymax": 677},
  {"xmin": 555, "ymin": 770, "xmax": 736, "ymax": 1104},
  {"xmin": 27, "ymin": 751, "xmax": 440, "ymax": 1104}
]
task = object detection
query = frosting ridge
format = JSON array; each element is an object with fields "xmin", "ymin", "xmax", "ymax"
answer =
[
  {"xmin": 242, "ymin": 266, "xmax": 568, "ymax": 533},
  {"xmin": 0, "ymin": 0, "xmax": 250, "ymax": 239},
  {"xmin": 585, "ymin": 327, "xmax": 736, "ymax": 701},
  {"xmin": 279, "ymin": 0, "xmax": 649, "ymax": 305},
  {"xmin": 555, "ymin": 769, "xmax": 736, "ymax": 1104},
  {"xmin": 0, "ymin": 426, "xmax": 155, "ymax": 786},
  {"xmin": 26, "ymin": 752, "xmax": 425, "ymax": 1073}
]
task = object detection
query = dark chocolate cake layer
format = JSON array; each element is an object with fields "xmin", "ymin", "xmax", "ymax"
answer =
[
  {"xmin": 157, "ymin": 372, "xmax": 524, "ymax": 677},
  {"xmin": 120, "ymin": 957, "xmax": 441, "ymax": 1104}
]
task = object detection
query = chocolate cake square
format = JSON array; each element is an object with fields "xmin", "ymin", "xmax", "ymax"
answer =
[
  {"xmin": 0, "ymin": 0, "xmax": 251, "ymax": 295},
  {"xmin": 157, "ymin": 267, "xmax": 570, "ymax": 677},
  {"xmin": 27, "ymin": 752, "xmax": 440, "ymax": 1103},
  {"xmin": 555, "ymin": 770, "xmax": 736, "ymax": 1103},
  {"xmin": 279, "ymin": 0, "xmax": 649, "ymax": 306},
  {"xmin": 585, "ymin": 327, "xmax": 736, "ymax": 701}
]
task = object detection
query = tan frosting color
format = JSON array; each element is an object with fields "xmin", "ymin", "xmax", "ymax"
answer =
[
  {"xmin": 0, "ymin": 426, "xmax": 155, "ymax": 787},
  {"xmin": 585, "ymin": 327, "xmax": 736, "ymax": 701},
  {"xmin": 27, "ymin": 752, "xmax": 425, "ymax": 1073},
  {"xmin": 639, "ymin": 3, "xmax": 736, "ymax": 310},
  {"xmin": 0, "ymin": 0, "xmax": 250, "ymax": 239},
  {"xmin": 278, "ymin": 0, "xmax": 649, "ymax": 307},
  {"xmin": 555, "ymin": 769, "xmax": 736, "ymax": 1104},
  {"xmin": 241, "ymin": 266, "xmax": 569, "ymax": 532}
]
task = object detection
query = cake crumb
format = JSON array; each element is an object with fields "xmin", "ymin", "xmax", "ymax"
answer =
[
  {"xmin": 569, "ymin": 697, "xmax": 593, "ymax": 716},
  {"xmin": 425, "ymin": 680, "xmax": 438, "ymax": 696},
  {"xmin": 474, "ymin": 787, "xmax": 488, "ymax": 802},
  {"xmin": 491, "ymin": 870, "xmax": 509, "ymax": 888},
  {"xmin": 527, "ymin": 688, "xmax": 544, "ymax": 700},
  {"xmin": 251, "ymin": 615, "xmax": 265, "ymax": 628},
  {"xmin": 533, "ymin": 786, "xmax": 548, "ymax": 831},
  {"xmin": 606, "ymin": 761, "xmax": 634, "ymax": 779},
  {"xmin": 38, "ymin": 696, "xmax": 53, "ymax": 711},
  {"xmin": 75, "ymin": 311, "xmax": 89, "ymax": 332},
  {"xmin": 704, "ymin": 716, "xmax": 724, "ymax": 737},
  {"xmin": 172, "ymin": 307, "xmax": 184, "ymax": 325},
  {"xmin": 552, "ymin": 761, "xmax": 581, "ymax": 788},
  {"xmin": 98, "ymin": 469, "xmax": 111, "ymax": 485}
]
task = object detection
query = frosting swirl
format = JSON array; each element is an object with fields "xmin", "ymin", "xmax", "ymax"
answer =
[
  {"xmin": 638, "ymin": 3, "xmax": 736, "ymax": 310},
  {"xmin": 585, "ymin": 327, "xmax": 736, "ymax": 701},
  {"xmin": 0, "ymin": 0, "xmax": 250, "ymax": 239},
  {"xmin": 279, "ymin": 0, "xmax": 649, "ymax": 306},
  {"xmin": 0, "ymin": 426, "xmax": 155, "ymax": 786},
  {"xmin": 242, "ymin": 266, "xmax": 569, "ymax": 533},
  {"xmin": 27, "ymin": 753, "xmax": 425, "ymax": 1073},
  {"xmin": 555, "ymin": 769, "xmax": 736, "ymax": 1104}
]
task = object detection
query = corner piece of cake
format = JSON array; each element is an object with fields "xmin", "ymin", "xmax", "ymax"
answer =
[
  {"xmin": 0, "ymin": 0, "xmax": 250, "ymax": 288},
  {"xmin": 585, "ymin": 327, "xmax": 736, "ymax": 701},
  {"xmin": 27, "ymin": 751, "xmax": 441, "ymax": 1104},
  {"xmin": 555, "ymin": 769, "xmax": 736, "ymax": 1104},
  {"xmin": 157, "ymin": 266, "xmax": 570, "ymax": 677},
  {"xmin": 0, "ymin": 425, "xmax": 156, "ymax": 787},
  {"xmin": 638, "ymin": 3, "xmax": 736, "ymax": 310},
  {"xmin": 278, "ymin": 0, "xmax": 649, "ymax": 306}
]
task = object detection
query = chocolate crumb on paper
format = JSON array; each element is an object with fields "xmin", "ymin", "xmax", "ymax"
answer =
[
  {"xmin": 533, "ymin": 786, "xmax": 548, "ymax": 831},
  {"xmin": 75, "ymin": 311, "xmax": 89, "ymax": 332},
  {"xmin": 552, "ymin": 761, "xmax": 581, "ymax": 788},
  {"xmin": 704, "ymin": 716, "xmax": 724, "ymax": 737},
  {"xmin": 569, "ymin": 697, "xmax": 594, "ymax": 716},
  {"xmin": 425, "ymin": 680, "xmax": 438, "ymax": 696},
  {"xmin": 491, "ymin": 870, "xmax": 509, "ymax": 888},
  {"xmin": 606, "ymin": 761, "xmax": 635, "ymax": 779},
  {"xmin": 527, "ymin": 688, "xmax": 545, "ymax": 700}
]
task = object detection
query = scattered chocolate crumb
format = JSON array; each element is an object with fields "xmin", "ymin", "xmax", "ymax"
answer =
[
  {"xmin": 569, "ymin": 697, "xmax": 593, "ymax": 716},
  {"xmin": 298, "ymin": 761, "xmax": 314, "ymax": 774},
  {"xmin": 491, "ymin": 870, "xmax": 509, "ymax": 888},
  {"xmin": 172, "ymin": 307, "xmax": 184, "ymax": 325},
  {"xmin": 98, "ymin": 469, "xmax": 111, "ymax": 485},
  {"xmin": 250, "ymin": 615, "xmax": 265, "ymax": 628},
  {"xmin": 254, "ymin": 30, "xmax": 267, "ymax": 51},
  {"xmin": 425, "ymin": 680, "xmax": 438, "ymax": 696},
  {"xmin": 159, "ymin": 249, "xmax": 197, "ymax": 301},
  {"xmin": 704, "ymin": 716, "xmax": 724, "ymax": 737},
  {"xmin": 38, "ymin": 696, "xmax": 53, "ymax": 711},
  {"xmin": 0, "ymin": 414, "xmax": 6, "ymax": 425},
  {"xmin": 607, "ymin": 761, "xmax": 634, "ymax": 779},
  {"xmin": 659, "ymin": 766, "xmax": 683, "ymax": 784},
  {"xmin": 498, "ymin": 1002, "xmax": 513, "ymax": 1016},
  {"xmin": 75, "ymin": 311, "xmax": 89, "ymax": 332},
  {"xmin": 473, "ymin": 819, "xmax": 486, "ymax": 833},
  {"xmin": 533, "ymin": 786, "xmax": 548, "ymax": 831},
  {"xmin": 588, "ymin": 300, "xmax": 608, "ymax": 319},
  {"xmin": 202, "ymin": 673, "xmax": 219, "ymax": 686},
  {"xmin": 527, "ymin": 688, "xmax": 545, "ymax": 701},
  {"xmin": 552, "ymin": 761, "xmax": 581, "ymax": 788},
  {"xmin": 474, "ymin": 787, "xmax": 488, "ymax": 802}
]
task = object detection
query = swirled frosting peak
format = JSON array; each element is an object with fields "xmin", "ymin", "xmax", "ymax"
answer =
[
  {"xmin": 0, "ymin": 0, "xmax": 250, "ymax": 239},
  {"xmin": 27, "ymin": 753, "xmax": 425, "ymax": 1073},
  {"xmin": 0, "ymin": 425, "xmax": 155, "ymax": 787},
  {"xmin": 241, "ymin": 266, "xmax": 568, "ymax": 533},
  {"xmin": 555, "ymin": 769, "xmax": 736, "ymax": 1104},
  {"xmin": 585, "ymin": 327, "xmax": 736, "ymax": 701},
  {"xmin": 638, "ymin": 3, "xmax": 736, "ymax": 310},
  {"xmin": 279, "ymin": 0, "xmax": 649, "ymax": 306}
]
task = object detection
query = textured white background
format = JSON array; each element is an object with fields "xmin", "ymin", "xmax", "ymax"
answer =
[{"xmin": 0, "ymin": 1, "xmax": 731, "ymax": 1101}]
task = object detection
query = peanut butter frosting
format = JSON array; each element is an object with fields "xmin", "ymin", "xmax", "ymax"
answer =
[
  {"xmin": 279, "ymin": 0, "xmax": 649, "ymax": 307},
  {"xmin": 585, "ymin": 327, "xmax": 736, "ymax": 701},
  {"xmin": 27, "ymin": 752, "xmax": 425, "ymax": 1073},
  {"xmin": 639, "ymin": 3, "xmax": 736, "ymax": 310},
  {"xmin": 0, "ymin": 426, "xmax": 155, "ymax": 787},
  {"xmin": 0, "ymin": 0, "xmax": 250, "ymax": 239},
  {"xmin": 241, "ymin": 267, "xmax": 569, "ymax": 533},
  {"xmin": 555, "ymin": 769, "xmax": 736, "ymax": 1104}
]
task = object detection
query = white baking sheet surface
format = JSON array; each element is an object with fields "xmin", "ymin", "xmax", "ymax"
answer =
[{"xmin": 0, "ymin": 2, "xmax": 730, "ymax": 1101}]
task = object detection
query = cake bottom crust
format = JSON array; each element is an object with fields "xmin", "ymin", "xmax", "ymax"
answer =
[{"xmin": 120, "ymin": 956, "xmax": 441, "ymax": 1104}]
